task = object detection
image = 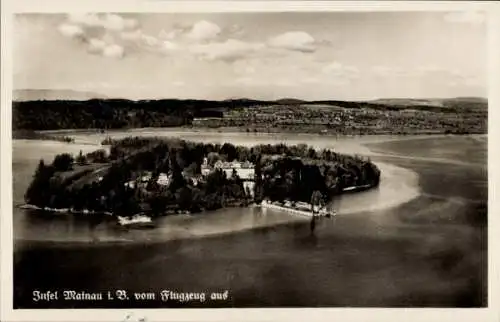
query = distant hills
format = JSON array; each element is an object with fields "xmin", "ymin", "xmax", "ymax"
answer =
[
  {"xmin": 274, "ymin": 98, "xmax": 307, "ymax": 105},
  {"xmin": 13, "ymin": 89, "xmax": 487, "ymax": 113},
  {"xmin": 14, "ymin": 89, "xmax": 107, "ymax": 102},
  {"xmin": 368, "ymin": 97, "xmax": 487, "ymax": 108}
]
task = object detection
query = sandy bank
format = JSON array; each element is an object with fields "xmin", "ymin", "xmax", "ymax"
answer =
[{"xmin": 15, "ymin": 206, "xmax": 309, "ymax": 246}]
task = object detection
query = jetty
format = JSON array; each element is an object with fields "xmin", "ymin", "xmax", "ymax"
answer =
[
  {"xmin": 259, "ymin": 200, "xmax": 335, "ymax": 218},
  {"xmin": 258, "ymin": 184, "xmax": 376, "ymax": 217}
]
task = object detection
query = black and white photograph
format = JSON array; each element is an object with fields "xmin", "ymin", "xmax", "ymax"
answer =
[{"xmin": 1, "ymin": 1, "xmax": 499, "ymax": 321}]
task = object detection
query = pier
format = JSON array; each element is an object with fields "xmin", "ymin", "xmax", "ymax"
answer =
[{"xmin": 259, "ymin": 200, "xmax": 335, "ymax": 218}]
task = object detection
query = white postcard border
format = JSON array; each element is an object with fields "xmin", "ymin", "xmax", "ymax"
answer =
[{"xmin": 1, "ymin": 1, "xmax": 499, "ymax": 322}]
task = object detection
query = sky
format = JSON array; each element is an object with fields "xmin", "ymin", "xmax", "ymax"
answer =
[{"xmin": 13, "ymin": 11, "xmax": 488, "ymax": 101}]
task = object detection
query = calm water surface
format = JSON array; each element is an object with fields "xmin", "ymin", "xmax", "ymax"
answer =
[{"xmin": 12, "ymin": 131, "xmax": 487, "ymax": 308}]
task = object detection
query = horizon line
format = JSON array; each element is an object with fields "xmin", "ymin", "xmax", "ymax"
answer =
[{"xmin": 13, "ymin": 89, "xmax": 488, "ymax": 103}]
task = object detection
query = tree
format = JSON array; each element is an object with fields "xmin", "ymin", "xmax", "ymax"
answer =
[
  {"xmin": 285, "ymin": 169, "xmax": 300, "ymax": 202},
  {"xmin": 150, "ymin": 193, "xmax": 168, "ymax": 217},
  {"xmin": 220, "ymin": 143, "xmax": 237, "ymax": 161},
  {"xmin": 245, "ymin": 185, "xmax": 252, "ymax": 198},
  {"xmin": 146, "ymin": 174, "xmax": 160, "ymax": 192},
  {"xmin": 76, "ymin": 150, "xmax": 87, "ymax": 166},
  {"xmin": 87, "ymin": 149, "xmax": 108, "ymax": 163},
  {"xmin": 236, "ymin": 146, "xmax": 250, "ymax": 162},
  {"xmin": 24, "ymin": 159, "xmax": 54, "ymax": 206},
  {"xmin": 253, "ymin": 154, "xmax": 263, "ymax": 203},
  {"xmin": 307, "ymin": 147, "xmax": 317, "ymax": 159},
  {"xmin": 176, "ymin": 187, "xmax": 192, "ymax": 210},
  {"xmin": 231, "ymin": 168, "xmax": 240, "ymax": 181},
  {"xmin": 229, "ymin": 182, "xmax": 244, "ymax": 199},
  {"xmin": 34, "ymin": 159, "xmax": 46, "ymax": 176},
  {"xmin": 169, "ymin": 153, "xmax": 186, "ymax": 192},
  {"xmin": 296, "ymin": 144, "xmax": 308, "ymax": 158},
  {"xmin": 204, "ymin": 192, "xmax": 223, "ymax": 210},
  {"xmin": 310, "ymin": 190, "xmax": 323, "ymax": 212},
  {"xmin": 52, "ymin": 153, "xmax": 74, "ymax": 172},
  {"xmin": 190, "ymin": 187, "xmax": 203, "ymax": 213},
  {"xmin": 207, "ymin": 152, "xmax": 220, "ymax": 166},
  {"xmin": 184, "ymin": 162, "xmax": 199, "ymax": 177}
]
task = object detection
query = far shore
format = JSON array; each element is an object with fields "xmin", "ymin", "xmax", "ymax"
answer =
[{"xmin": 34, "ymin": 127, "xmax": 487, "ymax": 138}]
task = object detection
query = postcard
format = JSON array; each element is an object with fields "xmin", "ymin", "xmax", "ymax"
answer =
[{"xmin": 1, "ymin": 1, "xmax": 499, "ymax": 322}]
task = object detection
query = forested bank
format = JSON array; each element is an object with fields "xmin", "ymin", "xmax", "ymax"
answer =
[
  {"xmin": 13, "ymin": 129, "xmax": 74, "ymax": 143},
  {"xmin": 13, "ymin": 97, "xmax": 486, "ymax": 135}
]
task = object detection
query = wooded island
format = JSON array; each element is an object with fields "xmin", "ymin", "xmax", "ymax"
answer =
[{"xmin": 24, "ymin": 137, "xmax": 381, "ymax": 218}]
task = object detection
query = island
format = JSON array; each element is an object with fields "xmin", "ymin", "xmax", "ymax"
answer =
[{"xmin": 23, "ymin": 136, "xmax": 381, "ymax": 224}]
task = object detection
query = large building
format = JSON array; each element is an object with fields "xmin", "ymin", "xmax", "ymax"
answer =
[
  {"xmin": 201, "ymin": 158, "xmax": 255, "ymax": 181},
  {"xmin": 201, "ymin": 158, "xmax": 256, "ymax": 197},
  {"xmin": 192, "ymin": 117, "xmax": 224, "ymax": 128}
]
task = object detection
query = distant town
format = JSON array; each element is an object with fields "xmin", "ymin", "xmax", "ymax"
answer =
[{"xmin": 195, "ymin": 100, "xmax": 486, "ymax": 135}]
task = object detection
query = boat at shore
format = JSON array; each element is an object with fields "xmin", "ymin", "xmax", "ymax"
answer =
[
  {"xmin": 260, "ymin": 200, "xmax": 336, "ymax": 218},
  {"xmin": 117, "ymin": 213, "xmax": 155, "ymax": 229}
]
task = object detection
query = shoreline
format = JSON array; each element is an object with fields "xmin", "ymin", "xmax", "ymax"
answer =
[
  {"xmin": 13, "ymin": 215, "xmax": 305, "ymax": 248},
  {"xmin": 13, "ymin": 205, "xmax": 311, "ymax": 247},
  {"xmin": 17, "ymin": 204, "xmax": 113, "ymax": 216},
  {"xmin": 260, "ymin": 202, "xmax": 329, "ymax": 218},
  {"xmin": 36, "ymin": 127, "xmax": 487, "ymax": 138},
  {"xmin": 17, "ymin": 182, "xmax": 375, "ymax": 218}
]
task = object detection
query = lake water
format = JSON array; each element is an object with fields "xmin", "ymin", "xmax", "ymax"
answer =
[{"xmin": 12, "ymin": 131, "xmax": 487, "ymax": 308}]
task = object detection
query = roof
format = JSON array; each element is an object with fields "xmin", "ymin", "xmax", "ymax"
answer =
[{"xmin": 213, "ymin": 160, "xmax": 254, "ymax": 169}]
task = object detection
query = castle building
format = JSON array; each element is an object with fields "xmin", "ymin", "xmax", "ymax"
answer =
[{"xmin": 201, "ymin": 157, "xmax": 255, "ymax": 181}]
